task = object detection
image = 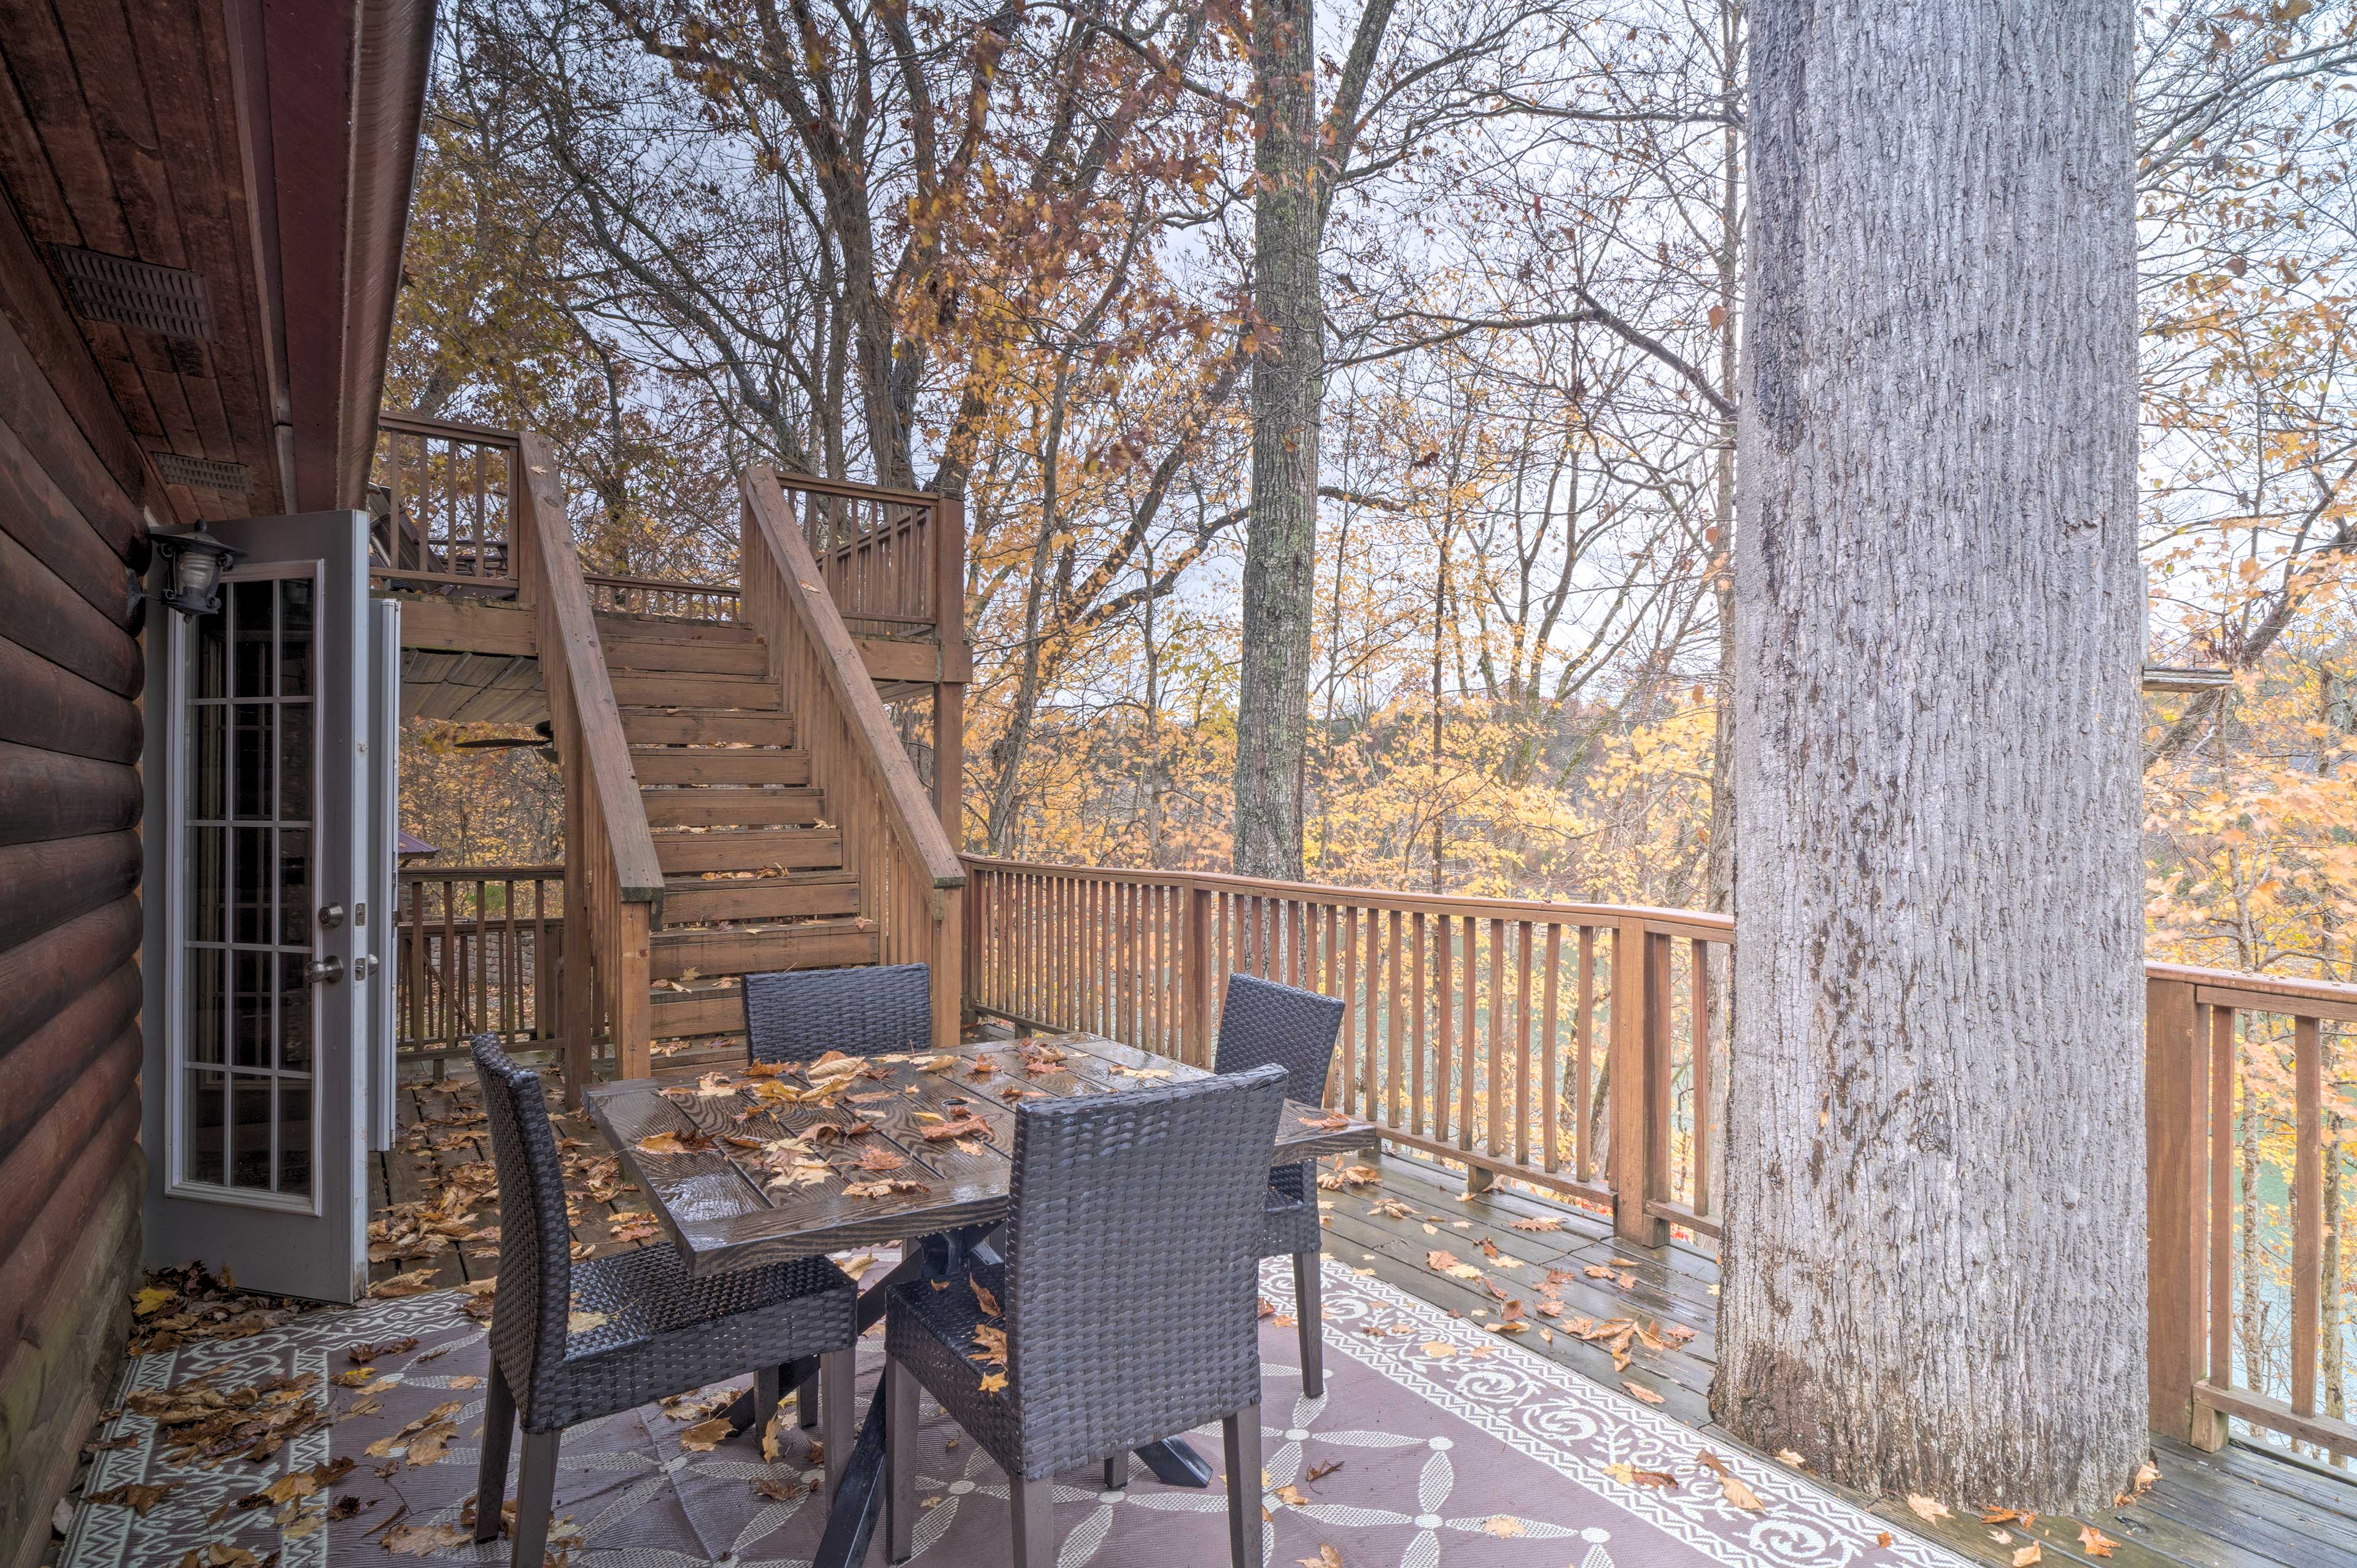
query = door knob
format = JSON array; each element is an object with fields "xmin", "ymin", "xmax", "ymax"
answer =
[
  {"xmin": 306, "ymin": 956, "xmax": 346, "ymax": 985},
  {"xmin": 318, "ymin": 904, "xmax": 346, "ymax": 930}
]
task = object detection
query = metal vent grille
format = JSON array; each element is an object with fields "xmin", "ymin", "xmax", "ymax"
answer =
[
  {"xmin": 52, "ymin": 246, "xmax": 214, "ymax": 341},
  {"xmin": 150, "ymin": 452, "xmax": 250, "ymax": 494}
]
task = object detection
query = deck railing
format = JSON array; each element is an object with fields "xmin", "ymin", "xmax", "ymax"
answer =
[
  {"xmin": 395, "ymin": 866, "xmax": 564, "ymax": 1060},
  {"xmin": 742, "ymin": 466, "xmax": 964, "ymax": 1048},
  {"xmin": 963, "ymin": 855, "xmax": 2355, "ymax": 1464},
  {"xmin": 777, "ymin": 469, "xmax": 953, "ymax": 635},
  {"xmin": 584, "ymin": 571, "xmax": 741, "ymax": 624},
  {"xmin": 515, "ymin": 432, "xmax": 666, "ymax": 1088},
  {"xmin": 2146, "ymin": 965, "xmax": 2356, "ymax": 1462},
  {"xmin": 370, "ymin": 413, "xmax": 520, "ymax": 593}
]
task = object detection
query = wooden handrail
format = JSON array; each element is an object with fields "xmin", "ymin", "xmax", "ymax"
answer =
[
  {"xmin": 742, "ymin": 466, "xmax": 964, "ymax": 1049},
  {"xmin": 379, "ymin": 409, "xmax": 522, "ymax": 447},
  {"xmin": 518, "ymin": 432, "xmax": 664, "ymax": 1090},
  {"xmin": 744, "ymin": 469, "xmax": 962, "ymax": 890}
]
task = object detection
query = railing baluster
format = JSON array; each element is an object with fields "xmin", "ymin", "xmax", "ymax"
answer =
[{"xmin": 2293, "ymin": 1012, "xmax": 2323, "ymax": 1418}]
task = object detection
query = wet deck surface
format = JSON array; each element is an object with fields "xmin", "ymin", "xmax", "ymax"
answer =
[{"xmin": 375, "ymin": 1064, "xmax": 2357, "ymax": 1568}]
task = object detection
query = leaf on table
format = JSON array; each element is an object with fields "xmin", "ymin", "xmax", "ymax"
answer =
[
  {"xmin": 966, "ymin": 1057, "xmax": 999, "ymax": 1076},
  {"xmin": 919, "ymin": 1114, "xmax": 991, "ymax": 1141},
  {"xmin": 679, "ymin": 1418, "xmax": 732, "ymax": 1453},
  {"xmin": 1906, "ymin": 1495, "xmax": 1951, "ymax": 1524},
  {"xmin": 842, "ymin": 1178, "xmax": 927, "ymax": 1198},
  {"xmin": 635, "ymin": 1130, "xmax": 715, "ymax": 1156},
  {"xmin": 1620, "ymin": 1381, "xmax": 1665, "ymax": 1405},
  {"xmin": 1507, "ymin": 1216, "xmax": 1562, "ymax": 1232},
  {"xmin": 970, "ymin": 1277, "xmax": 1002, "ymax": 1318},
  {"xmin": 854, "ymin": 1143, "xmax": 908, "ymax": 1173},
  {"xmin": 807, "ymin": 1053, "xmax": 865, "ymax": 1083},
  {"xmin": 2078, "ymin": 1526, "xmax": 2117, "ymax": 1558},
  {"xmin": 1696, "ymin": 1451, "xmax": 1765, "ymax": 1512},
  {"xmin": 1601, "ymin": 1462, "xmax": 1678, "ymax": 1490},
  {"xmin": 1297, "ymin": 1111, "xmax": 1350, "ymax": 1131}
]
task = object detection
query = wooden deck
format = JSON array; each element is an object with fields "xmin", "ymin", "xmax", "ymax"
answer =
[{"xmin": 373, "ymin": 1065, "xmax": 2356, "ymax": 1568}]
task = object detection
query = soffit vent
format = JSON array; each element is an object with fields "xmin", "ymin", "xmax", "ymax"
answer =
[
  {"xmin": 151, "ymin": 452, "xmax": 251, "ymax": 494},
  {"xmin": 52, "ymin": 246, "xmax": 214, "ymax": 341}
]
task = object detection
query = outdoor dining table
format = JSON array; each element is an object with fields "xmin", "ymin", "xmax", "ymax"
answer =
[{"xmin": 582, "ymin": 1031, "xmax": 1377, "ymax": 1568}]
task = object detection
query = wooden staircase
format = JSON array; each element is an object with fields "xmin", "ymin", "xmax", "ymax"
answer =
[
  {"xmin": 597, "ymin": 614, "xmax": 882, "ymax": 1045},
  {"xmin": 377, "ymin": 413, "xmax": 967, "ymax": 1084}
]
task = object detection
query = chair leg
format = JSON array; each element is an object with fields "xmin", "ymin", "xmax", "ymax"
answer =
[
  {"xmin": 753, "ymin": 1366, "xmax": 781, "ymax": 1436},
  {"xmin": 886, "ymin": 1359, "xmax": 920, "ymax": 1563},
  {"xmin": 1293, "ymin": 1249, "xmax": 1325, "ymax": 1398},
  {"xmin": 1010, "ymin": 1476, "xmax": 1055, "ymax": 1568},
  {"xmin": 1103, "ymin": 1454, "xmax": 1126, "ymax": 1491},
  {"xmin": 509, "ymin": 1430, "xmax": 562, "ymax": 1567},
  {"xmin": 796, "ymin": 1365, "xmax": 821, "ymax": 1429},
  {"xmin": 821, "ymin": 1346, "xmax": 856, "ymax": 1502},
  {"xmin": 473, "ymin": 1362, "xmax": 516, "ymax": 1542},
  {"xmin": 1224, "ymin": 1406, "xmax": 1264, "ymax": 1568}
]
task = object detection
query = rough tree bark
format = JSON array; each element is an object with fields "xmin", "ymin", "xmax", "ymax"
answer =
[
  {"xmin": 1717, "ymin": 0, "xmax": 2148, "ymax": 1512},
  {"xmin": 1231, "ymin": 0, "xmax": 1393, "ymax": 878}
]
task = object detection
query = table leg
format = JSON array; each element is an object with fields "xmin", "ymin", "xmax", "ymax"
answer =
[{"xmin": 811, "ymin": 1390, "xmax": 886, "ymax": 1568}]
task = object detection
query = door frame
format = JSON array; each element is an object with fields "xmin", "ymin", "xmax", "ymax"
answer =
[{"xmin": 141, "ymin": 511, "xmax": 374, "ymax": 1302}]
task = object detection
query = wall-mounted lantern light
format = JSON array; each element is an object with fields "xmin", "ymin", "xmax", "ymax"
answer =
[{"xmin": 150, "ymin": 527, "xmax": 244, "ymax": 617}]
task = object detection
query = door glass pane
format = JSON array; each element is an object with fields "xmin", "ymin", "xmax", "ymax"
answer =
[
  {"xmin": 279, "ymin": 579, "xmax": 312, "ymax": 695},
  {"xmin": 186, "ymin": 1069, "xmax": 225, "ymax": 1185},
  {"xmin": 233, "ymin": 704, "xmax": 274, "ymax": 819},
  {"xmin": 232, "ymin": 579, "xmax": 272, "ymax": 695},
  {"xmin": 179, "ymin": 570, "xmax": 319, "ymax": 1202}
]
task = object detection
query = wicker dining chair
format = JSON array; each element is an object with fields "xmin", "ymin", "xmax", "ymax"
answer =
[
  {"xmin": 882, "ymin": 1064, "xmax": 1289, "ymax": 1568},
  {"xmin": 468, "ymin": 1037, "xmax": 860, "ymax": 1566},
  {"xmin": 743, "ymin": 962, "xmax": 931, "ymax": 1064},
  {"xmin": 739, "ymin": 960, "xmax": 929, "ymax": 1431},
  {"xmin": 1213, "ymin": 972, "xmax": 1348, "ymax": 1396}
]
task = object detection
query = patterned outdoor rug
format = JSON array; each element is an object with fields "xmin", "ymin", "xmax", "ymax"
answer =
[{"xmin": 61, "ymin": 1257, "xmax": 1964, "ymax": 1568}]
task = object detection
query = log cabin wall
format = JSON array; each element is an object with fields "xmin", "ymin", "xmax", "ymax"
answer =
[{"xmin": 0, "ymin": 221, "xmax": 152, "ymax": 1566}]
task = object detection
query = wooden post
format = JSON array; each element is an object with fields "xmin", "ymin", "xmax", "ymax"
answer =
[
  {"xmin": 933, "ymin": 889, "xmax": 964, "ymax": 1053},
  {"xmin": 2145, "ymin": 975, "xmax": 2208, "ymax": 1444},
  {"xmin": 1611, "ymin": 917, "xmax": 1669, "ymax": 1246},
  {"xmin": 1183, "ymin": 881, "xmax": 1211, "ymax": 1066}
]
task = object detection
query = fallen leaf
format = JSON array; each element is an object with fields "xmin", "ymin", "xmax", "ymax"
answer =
[
  {"xmin": 133, "ymin": 1286, "xmax": 177, "ymax": 1317},
  {"xmin": 2078, "ymin": 1526, "xmax": 2116, "ymax": 1558},
  {"xmin": 568, "ymin": 1310, "xmax": 610, "ymax": 1334},
  {"xmin": 1602, "ymin": 1462, "xmax": 1679, "ymax": 1490},
  {"xmin": 1877, "ymin": 1532, "xmax": 1894, "ymax": 1548},
  {"xmin": 367, "ymin": 1270, "xmax": 439, "ymax": 1299},
  {"xmin": 1480, "ymin": 1516, "xmax": 1526, "ymax": 1538},
  {"xmin": 977, "ymin": 1372, "xmax": 1008, "ymax": 1392},
  {"xmin": 1507, "ymin": 1216, "xmax": 1562, "ymax": 1232},
  {"xmin": 1908, "ymin": 1495, "xmax": 1951, "ymax": 1524},
  {"xmin": 1306, "ymin": 1460, "xmax": 1344, "ymax": 1483},
  {"xmin": 635, "ymin": 1130, "xmax": 716, "ymax": 1156},
  {"xmin": 1296, "ymin": 1549, "xmax": 1343, "ymax": 1568},
  {"xmin": 1297, "ymin": 1111, "xmax": 1350, "ymax": 1131},
  {"xmin": 1775, "ymin": 1449, "xmax": 1805, "ymax": 1467},
  {"xmin": 1621, "ymin": 1380, "xmax": 1665, "ymax": 1405},
  {"xmin": 679, "ymin": 1418, "xmax": 732, "ymax": 1452},
  {"xmin": 1697, "ymin": 1451, "xmax": 1765, "ymax": 1512},
  {"xmin": 347, "ymin": 1337, "xmax": 420, "ymax": 1364},
  {"xmin": 971, "ymin": 1277, "xmax": 1002, "ymax": 1318},
  {"xmin": 2011, "ymin": 1546, "xmax": 2042, "ymax": 1567},
  {"xmin": 1420, "ymin": 1341, "xmax": 1457, "ymax": 1359},
  {"xmin": 88, "ymin": 1482, "xmax": 177, "ymax": 1515},
  {"xmin": 1274, "ymin": 1484, "xmax": 1311, "ymax": 1507},
  {"xmin": 382, "ymin": 1521, "xmax": 472, "ymax": 1554}
]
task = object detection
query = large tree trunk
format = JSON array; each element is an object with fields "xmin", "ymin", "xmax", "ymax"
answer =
[
  {"xmin": 1231, "ymin": 0, "xmax": 1322, "ymax": 879},
  {"xmin": 1717, "ymin": 0, "xmax": 2146, "ymax": 1512}
]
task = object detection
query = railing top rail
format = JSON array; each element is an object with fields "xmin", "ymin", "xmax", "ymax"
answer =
[
  {"xmin": 773, "ymin": 466, "xmax": 941, "ymax": 508},
  {"xmin": 961, "ymin": 855, "xmax": 1737, "ymax": 936},
  {"xmin": 524, "ymin": 432, "xmax": 668, "ymax": 906},
  {"xmin": 745, "ymin": 465, "xmax": 964, "ymax": 890},
  {"xmin": 2145, "ymin": 960, "xmax": 2357, "ymax": 1011},
  {"xmin": 398, "ymin": 863, "xmax": 566, "ymax": 881},
  {"xmin": 584, "ymin": 570, "xmax": 741, "ymax": 597},
  {"xmin": 378, "ymin": 409, "xmax": 524, "ymax": 447}
]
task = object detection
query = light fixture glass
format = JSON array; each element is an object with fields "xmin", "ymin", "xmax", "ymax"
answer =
[{"xmin": 153, "ymin": 528, "xmax": 244, "ymax": 617}]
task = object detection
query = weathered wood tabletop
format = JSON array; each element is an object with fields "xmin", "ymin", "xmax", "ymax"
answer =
[{"xmin": 583, "ymin": 1032, "xmax": 1375, "ymax": 1278}]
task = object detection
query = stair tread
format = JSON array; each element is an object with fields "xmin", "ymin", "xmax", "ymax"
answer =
[{"xmin": 664, "ymin": 870, "xmax": 854, "ymax": 889}]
